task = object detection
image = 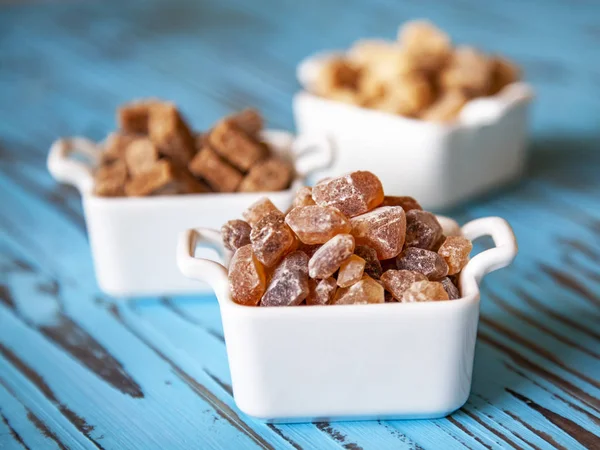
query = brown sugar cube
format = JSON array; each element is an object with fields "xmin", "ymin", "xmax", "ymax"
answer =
[
  {"xmin": 188, "ymin": 147, "xmax": 243, "ymax": 193},
  {"xmin": 124, "ymin": 160, "xmax": 179, "ymax": 196},
  {"xmin": 148, "ymin": 103, "xmax": 196, "ymax": 166},
  {"xmin": 208, "ymin": 120, "xmax": 268, "ymax": 171},
  {"xmin": 171, "ymin": 165, "xmax": 211, "ymax": 195},
  {"xmin": 488, "ymin": 56, "xmax": 520, "ymax": 95},
  {"xmin": 117, "ymin": 99, "xmax": 163, "ymax": 134},
  {"xmin": 314, "ymin": 58, "xmax": 361, "ymax": 96},
  {"xmin": 102, "ymin": 132, "xmax": 138, "ymax": 162},
  {"xmin": 238, "ymin": 158, "xmax": 293, "ymax": 193},
  {"xmin": 371, "ymin": 74, "xmax": 433, "ymax": 116},
  {"xmin": 243, "ymin": 197, "xmax": 282, "ymax": 227},
  {"xmin": 124, "ymin": 138, "xmax": 159, "ymax": 176},
  {"xmin": 420, "ymin": 90, "xmax": 468, "ymax": 122},
  {"xmin": 226, "ymin": 108, "xmax": 263, "ymax": 136},
  {"xmin": 440, "ymin": 46, "xmax": 492, "ymax": 98},
  {"xmin": 401, "ymin": 280, "xmax": 449, "ymax": 303},
  {"xmin": 94, "ymin": 160, "xmax": 127, "ymax": 197},
  {"xmin": 398, "ymin": 20, "xmax": 452, "ymax": 73}
]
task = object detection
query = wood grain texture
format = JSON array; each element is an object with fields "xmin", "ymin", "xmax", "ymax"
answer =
[{"xmin": 1, "ymin": 0, "xmax": 599, "ymax": 448}]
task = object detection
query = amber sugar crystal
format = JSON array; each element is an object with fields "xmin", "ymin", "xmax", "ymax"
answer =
[
  {"xmin": 228, "ymin": 244, "xmax": 267, "ymax": 306},
  {"xmin": 396, "ymin": 247, "xmax": 449, "ymax": 280},
  {"xmin": 243, "ymin": 197, "xmax": 282, "ymax": 227},
  {"xmin": 401, "ymin": 280, "xmax": 449, "ymax": 303},
  {"xmin": 354, "ymin": 245, "xmax": 383, "ymax": 279},
  {"xmin": 332, "ymin": 275, "xmax": 385, "ymax": 305},
  {"xmin": 440, "ymin": 277, "xmax": 460, "ymax": 300},
  {"xmin": 308, "ymin": 234, "xmax": 355, "ymax": 279},
  {"xmin": 380, "ymin": 269, "xmax": 427, "ymax": 301},
  {"xmin": 261, "ymin": 253, "xmax": 309, "ymax": 307},
  {"xmin": 307, "ymin": 277, "xmax": 337, "ymax": 305},
  {"xmin": 291, "ymin": 186, "xmax": 316, "ymax": 208},
  {"xmin": 404, "ymin": 210, "xmax": 443, "ymax": 250},
  {"xmin": 221, "ymin": 220, "xmax": 251, "ymax": 252},
  {"xmin": 350, "ymin": 206, "xmax": 406, "ymax": 259},
  {"xmin": 337, "ymin": 255, "xmax": 366, "ymax": 288},
  {"xmin": 437, "ymin": 236, "xmax": 472, "ymax": 275},
  {"xmin": 250, "ymin": 212, "xmax": 295, "ymax": 267},
  {"xmin": 312, "ymin": 171, "xmax": 384, "ymax": 218},
  {"xmin": 286, "ymin": 205, "xmax": 351, "ymax": 245}
]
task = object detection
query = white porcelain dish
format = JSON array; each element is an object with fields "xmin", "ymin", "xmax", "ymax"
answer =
[
  {"xmin": 47, "ymin": 130, "xmax": 333, "ymax": 297},
  {"xmin": 177, "ymin": 215, "xmax": 517, "ymax": 422},
  {"xmin": 293, "ymin": 51, "xmax": 534, "ymax": 210}
]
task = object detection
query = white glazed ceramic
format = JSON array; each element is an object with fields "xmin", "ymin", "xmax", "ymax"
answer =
[
  {"xmin": 177, "ymin": 216, "xmax": 517, "ymax": 422},
  {"xmin": 294, "ymin": 51, "xmax": 534, "ymax": 210},
  {"xmin": 47, "ymin": 130, "xmax": 333, "ymax": 297}
]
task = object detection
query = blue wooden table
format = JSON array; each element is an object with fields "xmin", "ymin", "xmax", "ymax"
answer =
[{"xmin": 1, "ymin": 0, "xmax": 599, "ymax": 448}]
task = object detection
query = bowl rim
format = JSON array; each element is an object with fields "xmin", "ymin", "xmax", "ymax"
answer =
[
  {"xmin": 296, "ymin": 50, "xmax": 534, "ymax": 129},
  {"xmin": 48, "ymin": 129, "xmax": 334, "ymax": 202},
  {"xmin": 177, "ymin": 215, "xmax": 518, "ymax": 315}
]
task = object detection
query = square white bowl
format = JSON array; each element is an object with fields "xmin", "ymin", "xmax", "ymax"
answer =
[
  {"xmin": 177, "ymin": 216, "xmax": 517, "ymax": 422},
  {"xmin": 47, "ymin": 131, "xmax": 333, "ymax": 297},
  {"xmin": 294, "ymin": 52, "xmax": 534, "ymax": 210}
]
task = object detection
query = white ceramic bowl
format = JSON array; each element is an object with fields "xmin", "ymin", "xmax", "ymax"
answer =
[
  {"xmin": 177, "ymin": 215, "xmax": 517, "ymax": 422},
  {"xmin": 47, "ymin": 130, "xmax": 333, "ymax": 297},
  {"xmin": 293, "ymin": 51, "xmax": 534, "ymax": 210}
]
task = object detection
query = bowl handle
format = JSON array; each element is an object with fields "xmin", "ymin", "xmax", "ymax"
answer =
[
  {"xmin": 292, "ymin": 134, "xmax": 335, "ymax": 180},
  {"xmin": 459, "ymin": 217, "xmax": 518, "ymax": 297},
  {"xmin": 176, "ymin": 227, "xmax": 231, "ymax": 301},
  {"xmin": 47, "ymin": 137, "xmax": 101, "ymax": 194}
]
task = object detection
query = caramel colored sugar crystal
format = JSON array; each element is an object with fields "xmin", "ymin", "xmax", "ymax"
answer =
[
  {"xmin": 401, "ymin": 280, "xmax": 449, "ymax": 303},
  {"xmin": 228, "ymin": 244, "xmax": 266, "ymax": 306},
  {"xmin": 381, "ymin": 195, "xmax": 422, "ymax": 212},
  {"xmin": 209, "ymin": 120, "xmax": 268, "ymax": 171},
  {"xmin": 278, "ymin": 250, "xmax": 309, "ymax": 275},
  {"xmin": 396, "ymin": 247, "xmax": 449, "ymax": 280},
  {"xmin": 350, "ymin": 206, "xmax": 406, "ymax": 259},
  {"xmin": 398, "ymin": 20, "xmax": 451, "ymax": 73},
  {"xmin": 125, "ymin": 160, "xmax": 178, "ymax": 196},
  {"xmin": 440, "ymin": 46, "xmax": 492, "ymax": 98},
  {"xmin": 125, "ymin": 138, "xmax": 159, "ymax": 176},
  {"xmin": 243, "ymin": 197, "xmax": 282, "ymax": 227},
  {"xmin": 371, "ymin": 74, "xmax": 433, "ymax": 116},
  {"xmin": 308, "ymin": 234, "xmax": 355, "ymax": 279},
  {"xmin": 337, "ymin": 255, "xmax": 366, "ymax": 288},
  {"xmin": 238, "ymin": 158, "xmax": 293, "ymax": 192},
  {"xmin": 405, "ymin": 210, "xmax": 443, "ymax": 250},
  {"xmin": 315, "ymin": 58, "xmax": 361, "ymax": 96},
  {"xmin": 381, "ymin": 269, "xmax": 427, "ymax": 301},
  {"xmin": 250, "ymin": 212, "xmax": 295, "ymax": 267},
  {"xmin": 312, "ymin": 171, "xmax": 384, "ymax": 218},
  {"xmin": 438, "ymin": 236, "xmax": 472, "ymax": 275},
  {"xmin": 332, "ymin": 275, "xmax": 384, "ymax": 305},
  {"xmin": 226, "ymin": 108, "xmax": 263, "ymax": 136},
  {"xmin": 488, "ymin": 56, "xmax": 520, "ymax": 95},
  {"xmin": 221, "ymin": 220, "xmax": 252, "ymax": 252},
  {"xmin": 188, "ymin": 147, "xmax": 243, "ymax": 193},
  {"xmin": 420, "ymin": 90, "xmax": 468, "ymax": 122},
  {"xmin": 148, "ymin": 103, "xmax": 196, "ymax": 166},
  {"xmin": 307, "ymin": 277, "xmax": 337, "ymax": 305},
  {"xmin": 117, "ymin": 99, "xmax": 162, "ymax": 134},
  {"xmin": 292, "ymin": 186, "xmax": 316, "ymax": 208},
  {"xmin": 440, "ymin": 276, "xmax": 460, "ymax": 300},
  {"xmin": 261, "ymin": 253, "xmax": 309, "ymax": 307},
  {"xmin": 285, "ymin": 205, "xmax": 351, "ymax": 245},
  {"xmin": 354, "ymin": 245, "xmax": 383, "ymax": 279},
  {"xmin": 94, "ymin": 160, "xmax": 127, "ymax": 197}
]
